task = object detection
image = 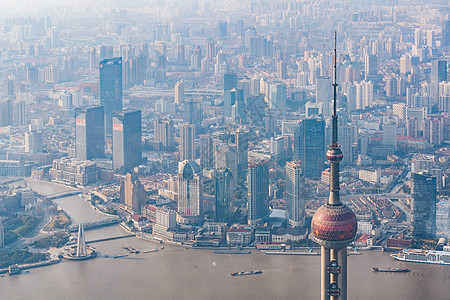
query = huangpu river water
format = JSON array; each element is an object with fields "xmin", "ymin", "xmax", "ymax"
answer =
[{"xmin": 1, "ymin": 180, "xmax": 448, "ymax": 300}]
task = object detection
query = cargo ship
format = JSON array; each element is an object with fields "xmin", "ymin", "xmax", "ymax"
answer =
[
  {"xmin": 230, "ymin": 270, "xmax": 263, "ymax": 276},
  {"xmin": 391, "ymin": 249, "xmax": 450, "ymax": 265},
  {"xmin": 264, "ymin": 251, "xmax": 319, "ymax": 255},
  {"xmin": 372, "ymin": 267, "xmax": 410, "ymax": 273},
  {"xmin": 123, "ymin": 246, "xmax": 139, "ymax": 254},
  {"xmin": 214, "ymin": 249, "xmax": 251, "ymax": 254}
]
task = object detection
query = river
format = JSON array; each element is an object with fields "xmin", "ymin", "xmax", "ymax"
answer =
[{"xmin": 1, "ymin": 180, "xmax": 448, "ymax": 300}]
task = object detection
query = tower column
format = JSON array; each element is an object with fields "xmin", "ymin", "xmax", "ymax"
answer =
[
  {"xmin": 321, "ymin": 246, "xmax": 330, "ymax": 300},
  {"xmin": 330, "ymin": 248, "xmax": 339, "ymax": 300},
  {"xmin": 338, "ymin": 247, "xmax": 348, "ymax": 300}
]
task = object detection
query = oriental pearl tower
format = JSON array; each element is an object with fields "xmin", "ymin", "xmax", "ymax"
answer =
[{"xmin": 311, "ymin": 32, "xmax": 357, "ymax": 300}]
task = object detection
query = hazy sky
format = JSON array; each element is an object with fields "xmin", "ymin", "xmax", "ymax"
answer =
[{"xmin": 0, "ymin": 0, "xmax": 150, "ymax": 17}]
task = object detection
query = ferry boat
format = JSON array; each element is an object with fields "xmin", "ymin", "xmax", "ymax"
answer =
[
  {"xmin": 372, "ymin": 267, "xmax": 410, "ymax": 273},
  {"xmin": 391, "ymin": 249, "xmax": 450, "ymax": 265}
]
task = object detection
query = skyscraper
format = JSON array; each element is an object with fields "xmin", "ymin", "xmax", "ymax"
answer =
[
  {"xmin": 223, "ymin": 72, "xmax": 237, "ymax": 91},
  {"xmin": 100, "ymin": 57, "xmax": 122, "ymax": 135},
  {"xmin": 285, "ymin": 161, "xmax": 306, "ymax": 228},
  {"xmin": 0, "ymin": 220, "xmax": 4, "ymax": 248},
  {"xmin": 311, "ymin": 33, "xmax": 357, "ymax": 300},
  {"xmin": 180, "ymin": 123, "xmax": 195, "ymax": 161},
  {"xmin": 294, "ymin": 118, "xmax": 325, "ymax": 178},
  {"xmin": 199, "ymin": 134, "xmax": 214, "ymax": 169},
  {"xmin": 364, "ymin": 54, "xmax": 378, "ymax": 80},
  {"xmin": 75, "ymin": 106, "xmax": 105, "ymax": 160},
  {"xmin": 316, "ymin": 76, "xmax": 333, "ymax": 117},
  {"xmin": 214, "ymin": 140, "xmax": 238, "ymax": 189},
  {"xmin": 431, "ymin": 60, "xmax": 448, "ymax": 82},
  {"xmin": 265, "ymin": 111, "xmax": 275, "ymax": 138},
  {"xmin": 112, "ymin": 110, "xmax": 142, "ymax": 172},
  {"xmin": 215, "ymin": 168, "xmax": 233, "ymax": 223},
  {"xmin": 431, "ymin": 60, "xmax": 447, "ymax": 104},
  {"xmin": 269, "ymin": 82, "xmax": 286, "ymax": 115},
  {"xmin": 183, "ymin": 100, "xmax": 202, "ymax": 128},
  {"xmin": 411, "ymin": 172, "xmax": 437, "ymax": 239},
  {"xmin": 234, "ymin": 130, "xmax": 249, "ymax": 185},
  {"xmin": 247, "ymin": 161, "xmax": 269, "ymax": 226},
  {"xmin": 89, "ymin": 47, "xmax": 96, "ymax": 69},
  {"xmin": 224, "ymin": 89, "xmax": 236, "ymax": 117},
  {"xmin": 3, "ymin": 77, "xmax": 14, "ymax": 97},
  {"xmin": 177, "ymin": 44, "xmax": 185, "ymax": 65},
  {"xmin": 177, "ymin": 160, "xmax": 203, "ymax": 225},
  {"xmin": 441, "ymin": 20, "xmax": 450, "ymax": 49},
  {"xmin": 120, "ymin": 173, "xmax": 146, "ymax": 213}
]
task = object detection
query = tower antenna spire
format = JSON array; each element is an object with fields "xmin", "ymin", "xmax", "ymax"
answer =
[
  {"xmin": 312, "ymin": 31, "xmax": 357, "ymax": 300},
  {"xmin": 332, "ymin": 31, "xmax": 338, "ymax": 146}
]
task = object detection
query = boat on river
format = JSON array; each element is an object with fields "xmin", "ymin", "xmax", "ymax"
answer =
[
  {"xmin": 372, "ymin": 267, "xmax": 410, "ymax": 273},
  {"xmin": 215, "ymin": 249, "xmax": 251, "ymax": 254},
  {"xmin": 230, "ymin": 270, "xmax": 263, "ymax": 276},
  {"xmin": 391, "ymin": 248, "xmax": 450, "ymax": 265}
]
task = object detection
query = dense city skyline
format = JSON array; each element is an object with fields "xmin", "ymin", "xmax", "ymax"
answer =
[{"xmin": 0, "ymin": 1, "xmax": 449, "ymax": 299}]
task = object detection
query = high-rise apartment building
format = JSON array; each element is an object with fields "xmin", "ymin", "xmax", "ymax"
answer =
[
  {"xmin": 75, "ymin": 106, "xmax": 105, "ymax": 160},
  {"xmin": 100, "ymin": 57, "xmax": 122, "ymax": 135},
  {"xmin": 411, "ymin": 172, "xmax": 437, "ymax": 239},
  {"xmin": 175, "ymin": 79, "xmax": 184, "ymax": 105},
  {"xmin": 154, "ymin": 118, "xmax": 174, "ymax": 150},
  {"xmin": 99, "ymin": 45, "xmax": 114, "ymax": 61},
  {"xmin": 382, "ymin": 123, "xmax": 397, "ymax": 150},
  {"xmin": 177, "ymin": 44, "xmax": 185, "ymax": 65},
  {"xmin": 27, "ymin": 66, "xmax": 38, "ymax": 85},
  {"xmin": 294, "ymin": 118, "xmax": 325, "ymax": 178},
  {"xmin": 112, "ymin": 110, "xmax": 142, "ymax": 172},
  {"xmin": 247, "ymin": 161, "xmax": 269, "ymax": 226},
  {"xmin": 177, "ymin": 160, "xmax": 203, "ymax": 225},
  {"xmin": 285, "ymin": 161, "xmax": 306, "ymax": 228},
  {"xmin": 25, "ymin": 131, "xmax": 43, "ymax": 153},
  {"xmin": 120, "ymin": 173, "xmax": 146, "ymax": 213},
  {"xmin": 179, "ymin": 123, "xmax": 195, "ymax": 161},
  {"xmin": 13, "ymin": 101, "xmax": 27, "ymax": 127},
  {"xmin": 277, "ymin": 60, "xmax": 287, "ymax": 79}
]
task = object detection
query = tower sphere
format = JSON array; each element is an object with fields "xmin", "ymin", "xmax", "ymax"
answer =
[
  {"xmin": 311, "ymin": 204, "xmax": 357, "ymax": 248},
  {"xmin": 326, "ymin": 147, "xmax": 343, "ymax": 163}
]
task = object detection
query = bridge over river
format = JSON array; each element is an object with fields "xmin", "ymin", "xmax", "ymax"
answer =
[{"xmin": 45, "ymin": 190, "xmax": 84, "ymax": 200}]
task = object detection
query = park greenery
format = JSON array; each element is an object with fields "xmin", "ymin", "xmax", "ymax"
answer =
[
  {"xmin": 31, "ymin": 232, "xmax": 70, "ymax": 249},
  {"xmin": 0, "ymin": 250, "xmax": 47, "ymax": 269},
  {"xmin": 4, "ymin": 214, "xmax": 43, "ymax": 245},
  {"xmin": 44, "ymin": 210, "xmax": 71, "ymax": 231}
]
